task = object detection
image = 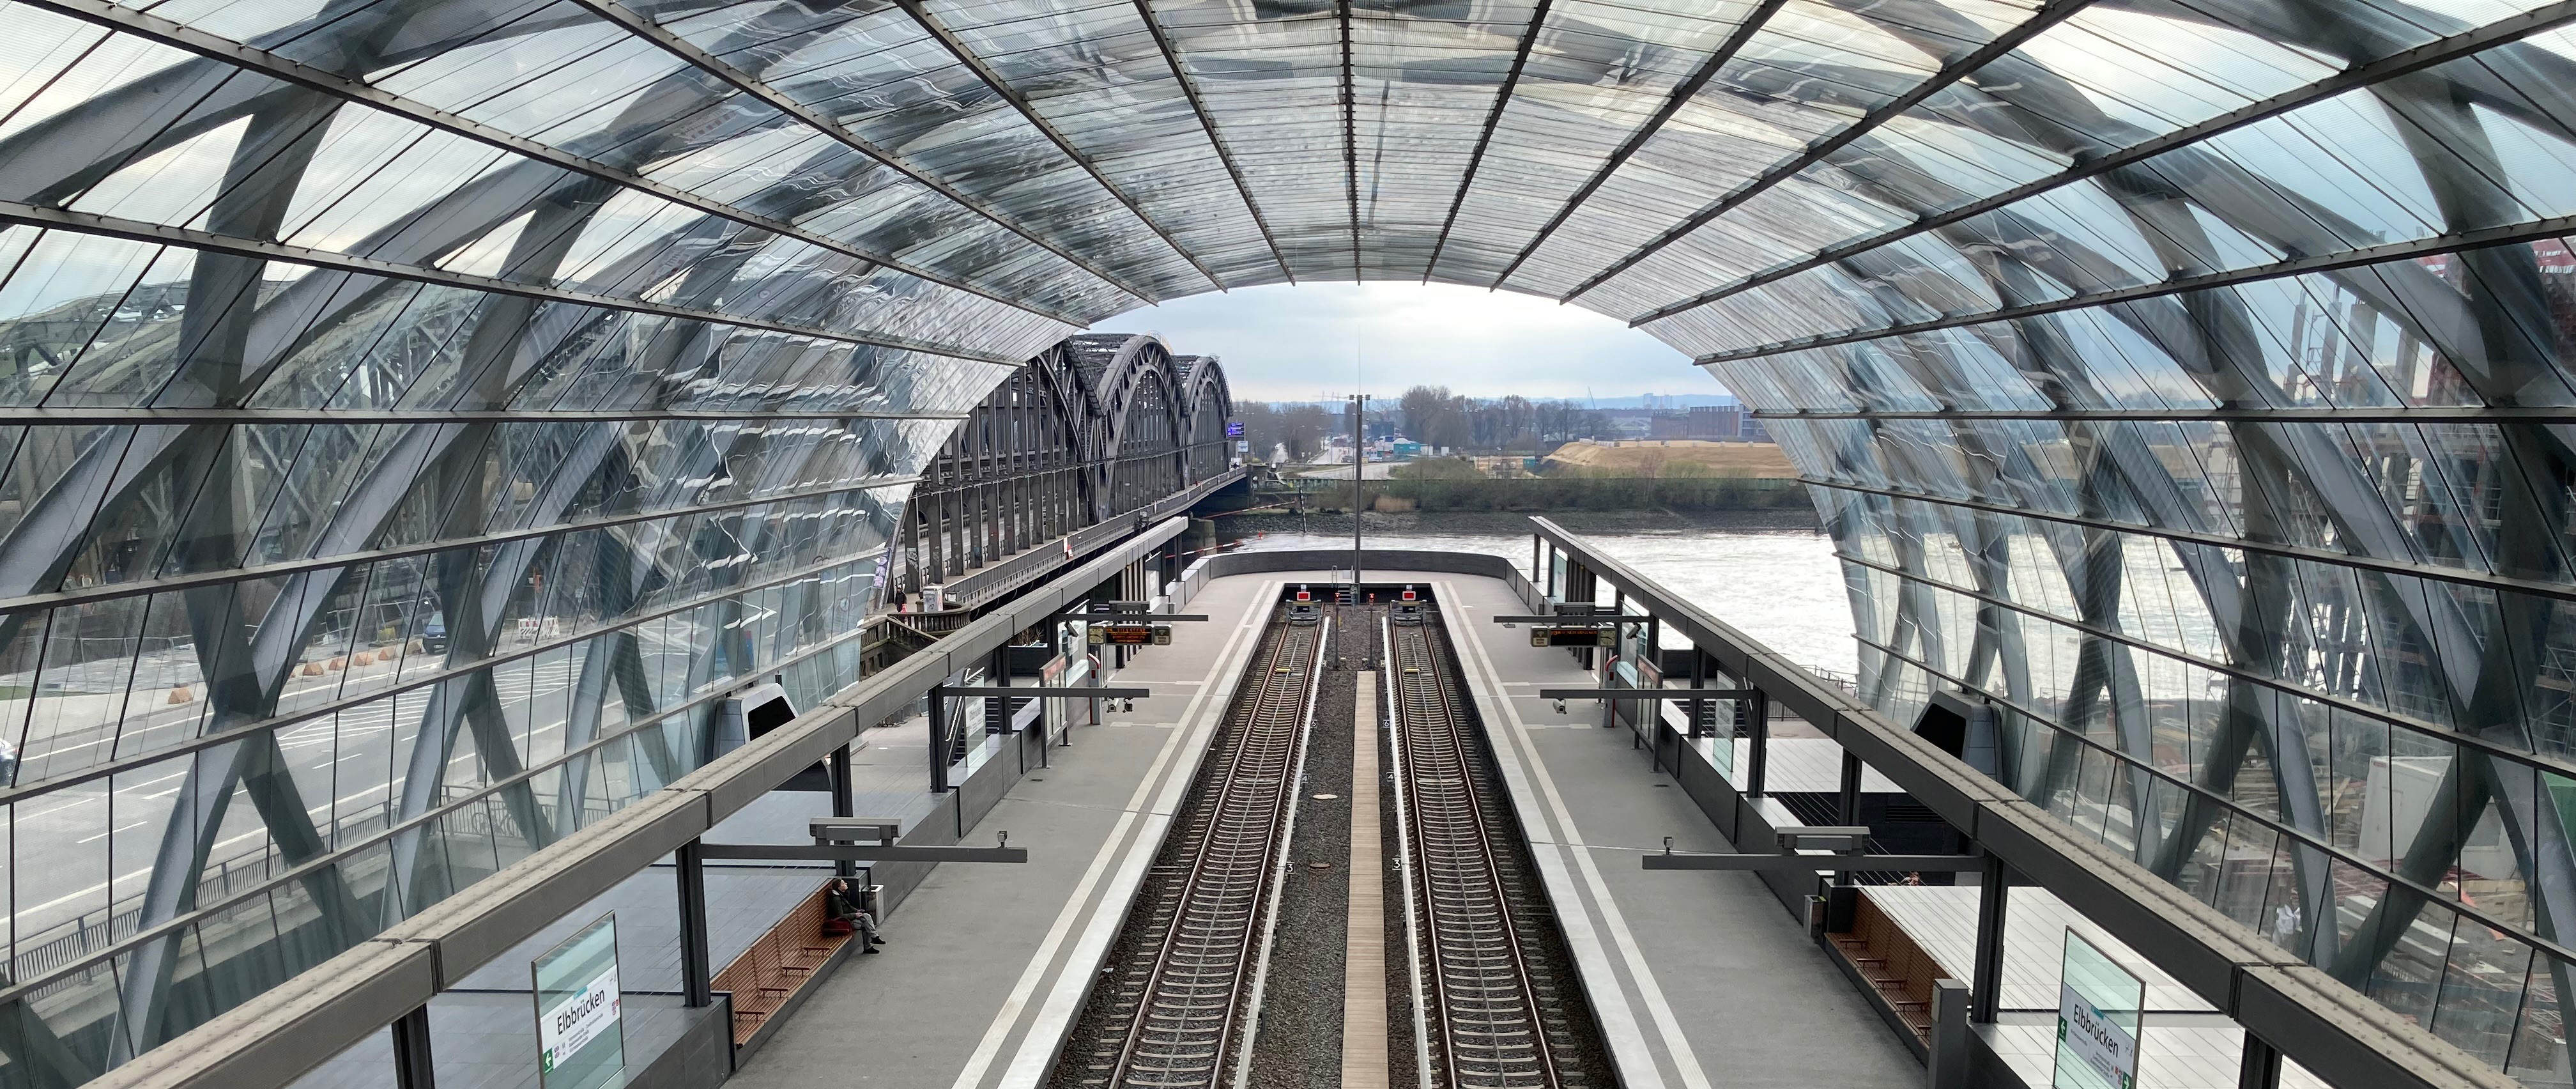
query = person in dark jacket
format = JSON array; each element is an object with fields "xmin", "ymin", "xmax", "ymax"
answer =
[{"xmin": 826, "ymin": 878, "xmax": 885, "ymax": 952}]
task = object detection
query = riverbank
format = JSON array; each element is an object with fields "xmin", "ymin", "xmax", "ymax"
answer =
[
  {"xmin": 1211, "ymin": 506, "xmax": 1822, "ymax": 538},
  {"xmin": 1262, "ymin": 474, "xmax": 1806, "ymax": 514}
]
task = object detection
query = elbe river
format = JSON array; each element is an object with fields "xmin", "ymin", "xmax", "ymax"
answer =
[{"xmin": 1210, "ymin": 510, "xmax": 1856, "ymax": 679}]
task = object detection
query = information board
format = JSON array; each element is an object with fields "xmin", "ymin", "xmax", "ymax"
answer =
[
  {"xmin": 1530, "ymin": 625, "xmax": 1615, "ymax": 647},
  {"xmin": 533, "ymin": 913, "xmax": 625, "ymax": 1089},
  {"xmin": 2053, "ymin": 930, "xmax": 2143, "ymax": 1089},
  {"xmin": 1089, "ymin": 622, "xmax": 1169, "ymax": 645}
]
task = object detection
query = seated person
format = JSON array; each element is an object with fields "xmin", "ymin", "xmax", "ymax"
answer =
[{"xmin": 825, "ymin": 878, "xmax": 885, "ymax": 952}]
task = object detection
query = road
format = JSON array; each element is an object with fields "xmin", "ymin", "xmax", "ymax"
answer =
[
  {"xmin": 3, "ymin": 629, "xmax": 702, "ymax": 957},
  {"xmin": 1298, "ymin": 461, "xmax": 1405, "ymax": 480}
]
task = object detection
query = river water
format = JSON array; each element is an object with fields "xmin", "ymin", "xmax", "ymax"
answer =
[{"xmin": 1211, "ymin": 512, "xmax": 1857, "ymax": 678}]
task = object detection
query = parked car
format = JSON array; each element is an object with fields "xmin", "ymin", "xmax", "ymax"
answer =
[{"xmin": 421, "ymin": 613, "xmax": 448, "ymax": 654}]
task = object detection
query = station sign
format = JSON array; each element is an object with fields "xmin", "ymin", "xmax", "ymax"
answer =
[
  {"xmin": 1531, "ymin": 624, "xmax": 1616, "ymax": 648},
  {"xmin": 1089, "ymin": 622, "xmax": 1172, "ymax": 646},
  {"xmin": 2052, "ymin": 931, "xmax": 2143, "ymax": 1089},
  {"xmin": 532, "ymin": 913, "xmax": 624, "ymax": 1089}
]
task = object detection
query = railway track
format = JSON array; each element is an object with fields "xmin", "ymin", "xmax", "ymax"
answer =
[
  {"xmin": 1073, "ymin": 613, "xmax": 1324, "ymax": 1089},
  {"xmin": 1390, "ymin": 613, "xmax": 1590, "ymax": 1089}
]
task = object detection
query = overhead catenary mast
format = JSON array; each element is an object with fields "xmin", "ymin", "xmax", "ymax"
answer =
[
  {"xmin": 1351, "ymin": 392, "xmax": 1365, "ymax": 592},
  {"xmin": 1353, "ymin": 321, "xmax": 1364, "ymax": 594}
]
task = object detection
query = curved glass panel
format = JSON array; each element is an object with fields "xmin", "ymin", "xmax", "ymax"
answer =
[{"xmin": 0, "ymin": 0, "xmax": 2566, "ymax": 1082}]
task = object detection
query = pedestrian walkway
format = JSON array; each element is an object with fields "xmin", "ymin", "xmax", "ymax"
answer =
[
  {"xmin": 1429, "ymin": 573, "xmax": 1923, "ymax": 1089},
  {"xmin": 724, "ymin": 573, "xmax": 1288, "ymax": 1089}
]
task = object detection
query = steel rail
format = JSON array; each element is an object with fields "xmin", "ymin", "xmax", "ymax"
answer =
[
  {"xmin": 1085, "ymin": 612, "xmax": 1322, "ymax": 1089},
  {"xmin": 1383, "ymin": 612, "xmax": 1439, "ymax": 1089},
  {"xmin": 1393, "ymin": 611, "xmax": 1567, "ymax": 1089}
]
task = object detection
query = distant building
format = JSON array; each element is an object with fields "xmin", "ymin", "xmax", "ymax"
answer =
[{"xmin": 1647, "ymin": 404, "xmax": 1765, "ymax": 441}]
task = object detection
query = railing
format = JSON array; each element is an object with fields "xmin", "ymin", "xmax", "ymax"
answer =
[
  {"xmin": 6, "ymin": 802, "xmax": 399, "ymax": 990},
  {"xmin": 939, "ymin": 467, "xmax": 1244, "ymax": 609},
  {"xmin": 1525, "ymin": 516, "xmax": 2495, "ymax": 1089}
]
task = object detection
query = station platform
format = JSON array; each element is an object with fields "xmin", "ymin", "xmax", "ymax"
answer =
[
  {"xmin": 1419, "ymin": 570, "xmax": 2326, "ymax": 1089},
  {"xmin": 725, "ymin": 564, "xmax": 1928, "ymax": 1089},
  {"xmin": 724, "ymin": 571, "xmax": 1291, "ymax": 1089},
  {"xmin": 1427, "ymin": 573, "xmax": 1923, "ymax": 1089}
]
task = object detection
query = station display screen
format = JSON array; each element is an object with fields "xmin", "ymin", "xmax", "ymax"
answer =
[{"xmin": 1531, "ymin": 625, "xmax": 1615, "ymax": 648}]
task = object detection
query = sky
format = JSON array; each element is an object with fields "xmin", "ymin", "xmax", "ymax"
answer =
[{"xmin": 1088, "ymin": 281, "xmax": 1724, "ymax": 404}]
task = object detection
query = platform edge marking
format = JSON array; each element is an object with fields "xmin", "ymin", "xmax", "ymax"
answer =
[
  {"xmin": 1436, "ymin": 580, "xmax": 1667, "ymax": 1089},
  {"xmin": 989, "ymin": 580, "xmax": 1282, "ymax": 1089}
]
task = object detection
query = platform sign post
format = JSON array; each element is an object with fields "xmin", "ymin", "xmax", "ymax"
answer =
[
  {"xmin": 533, "ymin": 913, "xmax": 625, "ymax": 1089},
  {"xmin": 2052, "ymin": 930, "xmax": 2142, "ymax": 1089}
]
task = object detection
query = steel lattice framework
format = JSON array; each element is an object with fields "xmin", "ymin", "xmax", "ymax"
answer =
[
  {"xmin": 893, "ymin": 332, "xmax": 1232, "ymax": 597},
  {"xmin": 0, "ymin": 0, "xmax": 2556, "ymax": 1085}
]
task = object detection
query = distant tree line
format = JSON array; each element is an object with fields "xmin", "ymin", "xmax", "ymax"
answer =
[
  {"xmin": 1234, "ymin": 387, "xmax": 1614, "ymax": 463},
  {"xmin": 1397, "ymin": 386, "xmax": 1609, "ymax": 452},
  {"xmin": 1232, "ymin": 401, "xmax": 1338, "ymax": 461}
]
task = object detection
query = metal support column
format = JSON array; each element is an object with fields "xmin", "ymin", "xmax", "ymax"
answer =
[
  {"xmin": 1837, "ymin": 750, "xmax": 1863, "ymax": 888},
  {"xmin": 677, "ymin": 840, "xmax": 712, "ymax": 1008},
  {"xmin": 831, "ymin": 742, "xmax": 856, "ymax": 879},
  {"xmin": 929, "ymin": 684, "xmax": 951, "ymax": 793},
  {"xmin": 1745, "ymin": 689, "xmax": 1770, "ymax": 797},
  {"xmin": 1972, "ymin": 852, "xmax": 2010, "ymax": 1024},
  {"xmin": 1687, "ymin": 651, "xmax": 1708, "ymax": 738},
  {"xmin": 2239, "ymin": 1033, "xmax": 2283, "ymax": 1089},
  {"xmin": 391, "ymin": 1004, "xmax": 434, "ymax": 1089}
]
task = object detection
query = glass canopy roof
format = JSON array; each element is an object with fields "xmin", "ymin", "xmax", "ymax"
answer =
[{"xmin": 1, "ymin": 0, "xmax": 2575, "ymax": 1083}]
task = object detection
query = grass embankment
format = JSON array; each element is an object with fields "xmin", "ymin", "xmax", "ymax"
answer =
[
  {"xmin": 1541, "ymin": 440, "xmax": 1798, "ymax": 477},
  {"xmin": 1275, "ymin": 460, "xmax": 1799, "ymax": 513}
]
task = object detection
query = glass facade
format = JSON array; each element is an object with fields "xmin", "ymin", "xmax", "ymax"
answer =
[{"xmin": 0, "ymin": 0, "xmax": 2563, "ymax": 1083}]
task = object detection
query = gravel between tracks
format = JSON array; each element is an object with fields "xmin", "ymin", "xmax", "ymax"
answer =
[
  {"xmin": 1243, "ymin": 606, "xmax": 1366, "ymax": 1088},
  {"xmin": 1050, "ymin": 601, "xmax": 1610, "ymax": 1089}
]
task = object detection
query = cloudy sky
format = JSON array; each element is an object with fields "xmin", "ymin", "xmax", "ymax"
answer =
[{"xmin": 1089, "ymin": 282, "xmax": 1724, "ymax": 403}]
